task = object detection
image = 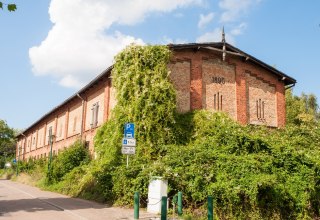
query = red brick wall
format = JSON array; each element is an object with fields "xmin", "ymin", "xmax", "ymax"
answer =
[
  {"xmin": 18, "ymin": 76, "xmax": 111, "ymax": 161},
  {"xmin": 170, "ymin": 48, "xmax": 286, "ymax": 127},
  {"xmin": 168, "ymin": 61, "xmax": 191, "ymax": 113}
]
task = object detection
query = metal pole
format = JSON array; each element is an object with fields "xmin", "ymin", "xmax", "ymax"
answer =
[
  {"xmin": 126, "ymin": 155, "xmax": 129, "ymax": 168},
  {"xmin": 208, "ymin": 196, "xmax": 213, "ymax": 220},
  {"xmin": 161, "ymin": 196, "xmax": 167, "ymax": 220},
  {"xmin": 178, "ymin": 191, "xmax": 183, "ymax": 216},
  {"xmin": 134, "ymin": 191, "xmax": 139, "ymax": 219}
]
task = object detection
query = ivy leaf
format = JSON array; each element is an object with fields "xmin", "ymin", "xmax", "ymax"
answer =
[
  {"xmin": 0, "ymin": 2, "xmax": 3, "ymax": 9},
  {"xmin": 7, "ymin": 4, "xmax": 17, "ymax": 12}
]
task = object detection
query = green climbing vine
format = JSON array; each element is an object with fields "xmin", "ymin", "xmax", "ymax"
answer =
[{"xmin": 94, "ymin": 44, "xmax": 177, "ymax": 161}]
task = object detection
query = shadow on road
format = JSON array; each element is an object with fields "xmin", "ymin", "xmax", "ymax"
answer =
[{"xmin": 0, "ymin": 196, "xmax": 109, "ymax": 213}]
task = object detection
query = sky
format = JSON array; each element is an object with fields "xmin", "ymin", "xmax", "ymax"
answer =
[{"xmin": 0, "ymin": 0, "xmax": 319, "ymax": 130}]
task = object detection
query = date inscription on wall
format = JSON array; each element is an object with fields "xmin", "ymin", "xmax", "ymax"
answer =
[{"xmin": 212, "ymin": 76, "xmax": 225, "ymax": 85}]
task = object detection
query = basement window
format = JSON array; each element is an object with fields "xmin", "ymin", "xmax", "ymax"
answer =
[{"xmin": 90, "ymin": 102, "xmax": 99, "ymax": 128}]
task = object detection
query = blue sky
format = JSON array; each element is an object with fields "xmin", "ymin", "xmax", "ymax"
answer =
[{"xmin": 0, "ymin": 0, "xmax": 319, "ymax": 130}]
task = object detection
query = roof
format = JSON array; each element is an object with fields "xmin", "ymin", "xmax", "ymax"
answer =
[
  {"xmin": 17, "ymin": 42, "xmax": 296, "ymax": 138},
  {"xmin": 16, "ymin": 66, "xmax": 113, "ymax": 138},
  {"xmin": 168, "ymin": 42, "xmax": 296, "ymax": 86}
]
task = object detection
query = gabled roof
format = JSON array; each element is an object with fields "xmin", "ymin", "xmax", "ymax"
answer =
[
  {"xmin": 17, "ymin": 42, "xmax": 296, "ymax": 138},
  {"xmin": 169, "ymin": 42, "xmax": 296, "ymax": 86},
  {"xmin": 16, "ymin": 66, "xmax": 113, "ymax": 138}
]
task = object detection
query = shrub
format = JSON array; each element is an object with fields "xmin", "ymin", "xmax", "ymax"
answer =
[{"xmin": 49, "ymin": 140, "xmax": 90, "ymax": 182}]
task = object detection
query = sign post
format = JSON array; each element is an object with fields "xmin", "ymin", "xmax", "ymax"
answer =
[{"xmin": 122, "ymin": 123, "xmax": 136, "ymax": 168}]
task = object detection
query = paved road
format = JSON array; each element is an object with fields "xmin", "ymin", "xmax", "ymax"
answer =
[{"xmin": 0, "ymin": 179, "xmax": 157, "ymax": 220}]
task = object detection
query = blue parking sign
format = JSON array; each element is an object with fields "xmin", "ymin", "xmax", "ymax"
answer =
[{"xmin": 124, "ymin": 123, "xmax": 134, "ymax": 138}]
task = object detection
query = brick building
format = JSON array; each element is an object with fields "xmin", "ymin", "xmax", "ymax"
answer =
[{"xmin": 16, "ymin": 42, "xmax": 296, "ymax": 161}]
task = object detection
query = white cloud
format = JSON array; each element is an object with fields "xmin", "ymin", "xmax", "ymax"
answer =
[
  {"xmin": 198, "ymin": 12, "xmax": 215, "ymax": 28},
  {"xmin": 161, "ymin": 36, "xmax": 188, "ymax": 44},
  {"xmin": 195, "ymin": 0, "xmax": 259, "ymax": 46},
  {"xmin": 219, "ymin": 0, "xmax": 260, "ymax": 23},
  {"xmin": 230, "ymin": 22, "xmax": 247, "ymax": 36},
  {"xmin": 196, "ymin": 28, "xmax": 235, "ymax": 44},
  {"xmin": 29, "ymin": 0, "xmax": 203, "ymax": 88}
]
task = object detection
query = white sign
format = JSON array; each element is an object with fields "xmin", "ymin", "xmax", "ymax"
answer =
[
  {"xmin": 122, "ymin": 138, "xmax": 136, "ymax": 147},
  {"xmin": 122, "ymin": 146, "xmax": 136, "ymax": 155}
]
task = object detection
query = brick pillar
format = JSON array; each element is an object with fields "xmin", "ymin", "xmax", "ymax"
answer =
[
  {"xmin": 190, "ymin": 53, "xmax": 203, "ymax": 110},
  {"xmin": 43, "ymin": 123, "xmax": 47, "ymax": 146},
  {"xmin": 235, "ymin": 65, "xmax": 248, "ymax": 125},
  {"xmin": 54, "ymin": 117, "xmax": 58, "ymax": 142},
  {"xmin": 64, "ymin": 108, "xmax": 69, "ymax": 140},
  {"xmin": 35, "ymin": 130, "xmax": 38, "ymax": 150},
  {"xmin": 81, "ymin": 97, "xmax": 87, "ymax": 136},
  {"xmin": 276, "ymin": 81, "xmax": 286, "ymax": 127},
  {"xmin": 103, "ymin": 80, "xmax": 111, "ymax": 122}
]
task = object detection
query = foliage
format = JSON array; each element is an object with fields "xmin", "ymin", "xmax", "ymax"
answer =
[
  {"xmin": 286, "ymin": 89, "xmax": 320, "ymax": 125},
  {"xmin": 0, "ymin": 2, "xmax": 17, "ymax": 11},
  {"xmin": 95, "ymin": 44, "xmax": 176, "ymax": 161},
  {"xmin": 11, "ymin": 45, "xmax": 320, "ymax": 219},
  {"xmin": 93, "ymin": 45, "xmax": 320, "ymax": 219},
  {"xmin": 0, "ymin": 119, "xmax": 16, "ymax": 168},
  {"xmin": 48, "ymin": 140, "xmax": 90, "ymax": 183}
]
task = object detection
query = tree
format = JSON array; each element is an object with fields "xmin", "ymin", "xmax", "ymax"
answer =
[
  {"xmin": 286, "ymin": 89, "xmax": 320, "ymax": 125},
  {"xmin": 0, "ymin": 120, "xmax": 16, "ymax": 167},
  {"xmin": 0, "ymin": 2, "xmax": 17, "ymax": 12}
]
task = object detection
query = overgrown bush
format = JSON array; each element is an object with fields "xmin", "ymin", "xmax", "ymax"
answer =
[
  {"xmin": 93, "ymin": 45, "xmax": 320, "ymax": 219},
  {"xmin": 49, "ymin": 140, "xmax": 90, "ymax": 183}
]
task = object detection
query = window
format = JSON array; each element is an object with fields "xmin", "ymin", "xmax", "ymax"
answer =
[
  {"xmin": 48, "ymin": 126, "xmax": 53, "ymax": 144},
  {"xmin": 73, "ymin": 116, "xmax": 77, "ymax": 132},
  {"xmin": 59, "ymin": 123, "xmax": 63, "ymax": 137},
  {"xmin": 33, "ymin": 137, "xmax": 36, "ymax": 146},
  {"xmin": 256, "ymin": 99, "xmax": 265, "ymax": 121},
  {"xmin": 85, "ymin": 141, "xmax": 90, "ymax": 149},
  {"xmin": 91, "ymin": 102, "xmax": 99, "ymax": 127},
  {"xmin": 213, "ymin": 92, "xmax": 223, "ymax": 111}
]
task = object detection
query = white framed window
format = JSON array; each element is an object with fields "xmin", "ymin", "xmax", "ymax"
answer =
[{"xmin": 90, "ymin": 102, "xmax": 99, "ymax": 128}]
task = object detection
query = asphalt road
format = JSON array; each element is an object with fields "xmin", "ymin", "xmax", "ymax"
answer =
[{"xmin": 0, "ymin": 179, "xmax": 156, "ymax": 220}]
